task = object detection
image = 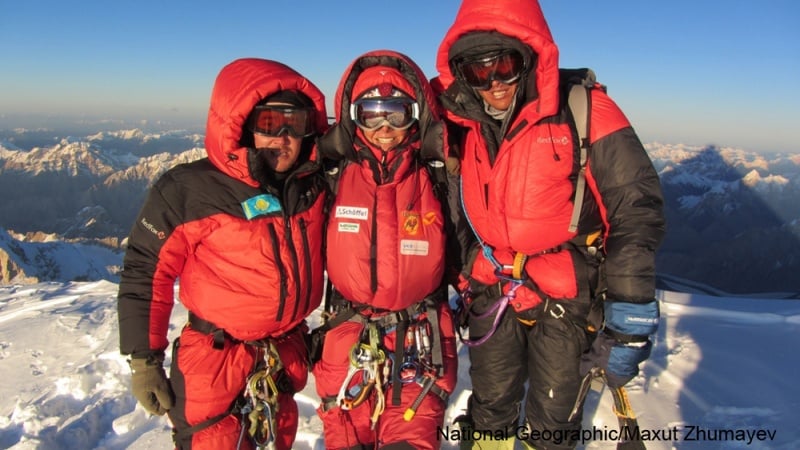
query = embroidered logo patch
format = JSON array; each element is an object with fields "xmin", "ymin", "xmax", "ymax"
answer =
[
  {"xmin": 422, "ymin": 211, "xmax": 437, "ymax": 226},
  {"xmin": 140, "ymin": 217, "xmax": 166, "ymax": 240},
  {"xmin": 402, "ymin": 211, "xmax": 421, "ymax": 236}
]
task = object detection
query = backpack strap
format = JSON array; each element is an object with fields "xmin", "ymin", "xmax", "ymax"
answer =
[
  {"xmin": 424, "ymin": 158, "xmax": 448, "ymax": 205},
  {"xmin": 567, "ymin": 81, "xmax": 591, "ymax": 233},
  {"xmin": 562, "ymin": 68, "xmax": 601, "ymax": 233}
]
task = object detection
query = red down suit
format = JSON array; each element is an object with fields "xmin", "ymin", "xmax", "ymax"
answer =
[
  {"xmin": 435, "ymin": 0, "xmax": 665, "ymax": 311},
  {"xmin": 117, "ymin": 58, "xmax": 329, "ymax": 450},
  {"xmin": 313, "ymin": 50, "xmax": 458, "ymax": 449},
  {"xmin": 434, "ymin": 0, "xmax": 665, "ymax": 447}
]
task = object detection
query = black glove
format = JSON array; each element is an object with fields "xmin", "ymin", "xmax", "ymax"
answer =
[
  {"xmin": 580, "ymin": 300, "xmax": 659, "ymax": 388},
  {"xmin": 129, "ymin": 355, "xmax": 174, "ymax": 415}
]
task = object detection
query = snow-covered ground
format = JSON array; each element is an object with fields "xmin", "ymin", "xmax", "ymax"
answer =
[{"xmin": 1, "ymin": 281, "xmax": 798, "ymax": 449}]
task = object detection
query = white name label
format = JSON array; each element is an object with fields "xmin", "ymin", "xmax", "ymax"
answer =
[
  {"xmin": 335, "ymin": 206, "xmax": 369, "ymax": 220},
  {"xmin": 338, "ymin": 222, "xmax": 360, "ymax": 233},
  {"xmin": 400, "ymin": 239, "xmax": 429, "ymax": 256}
]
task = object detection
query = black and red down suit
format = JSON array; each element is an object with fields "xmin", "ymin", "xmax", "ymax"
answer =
[
  {"xmin": 312, "ymin": 50, "xmax": 458, "ymax": 449},
  {"xmin": 117, "ymin": 58, "xmax": 329, "ymax": 450},
  {"xmin": 434, "ymin": 0, "xmax": 666, "ymax": 448}
]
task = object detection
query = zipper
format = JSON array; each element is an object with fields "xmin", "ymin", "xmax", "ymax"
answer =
[
  {"xmin": 370, "ymin": 194, "xmax": 378, "ymax": 294},
  {"xmin": 285, "ymin": 217, "xmax": 302, "ymax": 323},
  {"xmin": 268, "ymin": 224, "xmax": 288, "ymax": 322},
  {"xmin": 299, "ymin": 218, "xmax": 312, "ymax": 319}
]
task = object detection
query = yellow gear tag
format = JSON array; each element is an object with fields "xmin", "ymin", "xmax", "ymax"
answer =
[{"xmin": 512, "ymin": 252, "xmax": 527, "ymax": 280}]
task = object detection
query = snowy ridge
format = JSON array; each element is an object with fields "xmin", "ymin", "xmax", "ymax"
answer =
[
  {"xmin": 0, "ymin": 228, "xmax": 122, "ymax": 284},
  {"xmin": 0, "ymin": 282, "xmax": 798, "ymax": 449},
  {"xmin": 0, "ymin": 138, "xmax": 131, "ymax": 177}
]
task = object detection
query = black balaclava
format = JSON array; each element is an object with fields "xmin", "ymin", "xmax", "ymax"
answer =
[
  {"xmin": 244, "ymin": 90, "xmax": 316, "ymax": 192},
  {"xmin": 447, "ymin": 31, "xmax": 537, "ymax": 161}
]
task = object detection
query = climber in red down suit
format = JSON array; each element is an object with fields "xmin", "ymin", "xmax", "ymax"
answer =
[
  {"xmin": 310, "ymin": 49, "xmax": 458, "ymax": 449},
  {"xmin": 433, "ymin": 0, "xmax": 666, "ymax": 448},
  {"xmin": 117, "ymin": 58, "xmax": 329, "ymax": 450}
]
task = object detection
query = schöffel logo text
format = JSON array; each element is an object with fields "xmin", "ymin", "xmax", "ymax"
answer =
[{"xmin": 335, "ymin": 206, "xmax": 369, "ymax": 220}]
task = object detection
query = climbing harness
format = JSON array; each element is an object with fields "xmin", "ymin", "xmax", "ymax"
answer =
[
  {"xmin": 454, "ymin": 177, "xmax": 532, "ymax": 347},
  {"xmin": 175, "ymin": 314, "xmax": 296, "ymax": 450},
  {"xmin": 317, "ymin": 296, "xmax": 449, "ymax": 426},
  {"xmin": 456, "ymin": 282, "xmax": 521, "ymax": 347}
]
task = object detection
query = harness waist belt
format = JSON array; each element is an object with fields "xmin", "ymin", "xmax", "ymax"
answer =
[{"xmin": 188, "ymin": 312, "xmax": 293, "ymax": 349}]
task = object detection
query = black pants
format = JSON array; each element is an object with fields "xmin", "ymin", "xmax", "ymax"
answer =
[{"xmin": 466, "ymin": 292, "xmax": 591, "ymax": 450}]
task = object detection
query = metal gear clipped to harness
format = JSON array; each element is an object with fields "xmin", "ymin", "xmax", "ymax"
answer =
[
  {"xmin": 237, "ymin": 341, "xmax": 283, "ymax": 450},
  {"xmin": 336, "ymin": 323, "xmax": 386, "ymax": 427}
]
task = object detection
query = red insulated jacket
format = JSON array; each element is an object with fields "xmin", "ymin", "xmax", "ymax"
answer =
[
  {"xmin": 435, "ymin": 0, "xmax": 665, "ymax": 310},
  {"xmin": 118, "ymin": 58, "xmax": 329, "ymax": 357},
  {"xmin": 318, "ymin": 50, "xmax": 449, "ymax": 311}
]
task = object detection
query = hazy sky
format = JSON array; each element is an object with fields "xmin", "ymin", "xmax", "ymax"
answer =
[{"xmin": 1, "ymin": 0, "xmax": 798, "ymax": 152}]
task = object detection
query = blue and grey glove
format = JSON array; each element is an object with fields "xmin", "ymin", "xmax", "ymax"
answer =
[{"xmin": 580, "ymin": 300, "xmax": 659, "ymax": 388}]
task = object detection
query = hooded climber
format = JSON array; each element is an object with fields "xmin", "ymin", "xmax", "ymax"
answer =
[
  {"xmin": 310, "ymin": 49, "xmax": 458, "ymax": 450},
  {"xmin": 117, "ymin": 58, "xmax": 328, "ymax": 450},
  {"xmin": 434, "ymin": 0, "xmax": 666, "ymax": 448}
]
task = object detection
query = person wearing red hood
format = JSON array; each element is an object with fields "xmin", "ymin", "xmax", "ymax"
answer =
[
  {"xmin": 117, "ymin": 58, "xmax": 329, "ymax": 450},
  {"xmin": 310, "ymin": 50, "xmax": 458, "ymax": 449},
  {"xmin": 434, "ymin": 1, "xmax": 666, "ymax": 449}
]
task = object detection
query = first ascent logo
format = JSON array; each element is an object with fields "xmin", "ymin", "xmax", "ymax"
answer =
[
  {"xmin": 140, "ymin": 217, "xmax": 166, "ymax": 240},
  {"xmin": 335, "ymin": 206, "xmax": 369, "ymax": 220}
]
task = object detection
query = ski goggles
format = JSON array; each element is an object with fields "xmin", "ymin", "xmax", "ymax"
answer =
[
  {"xmin": 248, "ymin": 105, "xmax": 315, "ymax": 138},
  {"xmin": 349, "ymin": 97, "xmax": 419, "ymax": 131},
  {"xmin": 456, "ymin": 50, "xmax": 525, "ymax": 90}
]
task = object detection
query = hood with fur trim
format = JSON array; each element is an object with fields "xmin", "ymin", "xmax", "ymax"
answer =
[{"xmin": 203, "ymin": 58, "xmax": 328, "ymax": 188}]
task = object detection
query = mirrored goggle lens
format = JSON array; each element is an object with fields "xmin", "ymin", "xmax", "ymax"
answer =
[
  {"xmin": 459, "ymin": 51, "xmax": 525, "ymax": 89},
  {"xmin": 350, "ymin": 98, "xmax": 419, "ymax": 131},
  {"xmin": 249, "ymin": 106, "xmax": 314, "ymax": 138}
]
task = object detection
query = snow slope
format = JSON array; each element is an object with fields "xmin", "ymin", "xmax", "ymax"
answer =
[{"xmin": 0, "ymin": 282, "xmax": 798, "ymax": 449}]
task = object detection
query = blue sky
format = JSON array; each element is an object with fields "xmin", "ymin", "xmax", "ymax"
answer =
[{"xmin": 1, "ymin": 0, "xmax": 798, "ymax": 153}]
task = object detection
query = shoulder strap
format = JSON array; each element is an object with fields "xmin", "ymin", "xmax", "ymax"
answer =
[
  {"xmin": 567, "ymin": 81, "xmax": 591, "ymax": 233},
  {"xmin": 562, "ymin": 68, "xmax": 603, "ymax": 233},
  {"xmin": 424, "ymin": 159, "xmax": 448, "ymax": 204},
  {"xmin": 323, "ymin": 158, "xmax": 346, "ymax": 213}
]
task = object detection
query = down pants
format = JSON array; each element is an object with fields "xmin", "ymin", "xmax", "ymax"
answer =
[
  {"xmin": 464, "ymin": 289, "xmax": 592, "ymax": 450},
  {"xmin": 167, "ymin": 323, "xmax": 309, "ymax": 450},
  {"xmin": 312, "ymin": 301, "xmax": 458, "ymax": 450}
]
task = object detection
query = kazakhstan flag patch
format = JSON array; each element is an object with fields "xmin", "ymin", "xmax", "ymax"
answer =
[{"xmin": 241, "ymin": 193, "xmax": 282, "ymax": 219}]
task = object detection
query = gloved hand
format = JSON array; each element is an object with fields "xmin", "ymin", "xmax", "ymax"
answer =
[
  {"xmin": 580, "ymin": 300, "xmax": 659, "ymax": 388},
  {"xmin": 129, "ymin": 355, "xmax": 174, "ymax": 415}
]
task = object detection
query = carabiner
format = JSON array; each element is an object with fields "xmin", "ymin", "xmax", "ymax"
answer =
[{"xmin": 336, "ymin": 364, "xmax": 376, "ymax": 410}]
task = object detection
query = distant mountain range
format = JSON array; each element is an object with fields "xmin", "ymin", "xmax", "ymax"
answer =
[
  {"xmin": 649, "ymin": 143, "xmax": 800, "ymax": 295},
  {"xmin": 1, "ymin": 128, "xmax": 798, "ymax": 295},
  {"xmin": 0, "ymin": 131, "xmax": 205, "ymax": 240}
]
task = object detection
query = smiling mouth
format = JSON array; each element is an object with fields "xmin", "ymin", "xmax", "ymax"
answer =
[
  {"xmin": 265, "ymin": 147, "xmax": 290, "ymax": 156},
  {"xmin": 490, "ymin": 89, "xmax": 509, "ymax": 99}
]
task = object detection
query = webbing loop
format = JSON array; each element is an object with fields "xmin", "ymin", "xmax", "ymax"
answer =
[{"xmin": 458, "ymin": 281, "xmax": 522, "ymax": 347}]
